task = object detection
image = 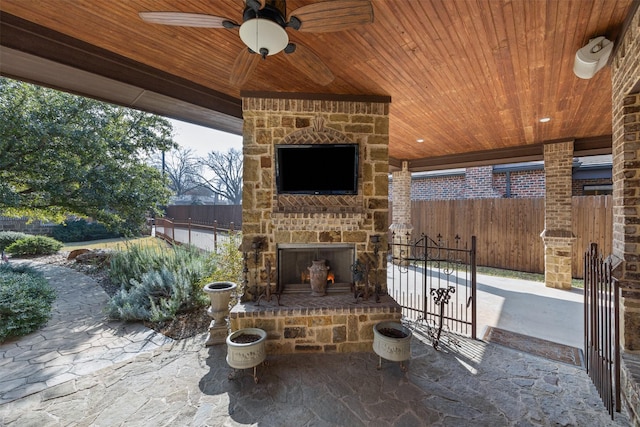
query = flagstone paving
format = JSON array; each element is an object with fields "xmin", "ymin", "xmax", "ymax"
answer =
[{"xmin": 0, "ymin": 263, "xmax": 632, "ymax": 426}]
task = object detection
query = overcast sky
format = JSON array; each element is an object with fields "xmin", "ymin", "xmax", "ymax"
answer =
[{"xmin": 169, "ymin": 119, "xmax": 242, "ymax": 157}]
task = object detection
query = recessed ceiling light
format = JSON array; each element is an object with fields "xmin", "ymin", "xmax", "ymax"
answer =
[
  {"xmin": 539, "ymin": 117, "xmax": 551, "ymax": 123},
  {"xmin": 416, "ymin": 139, "xmax": 424, "ymax": 143}
]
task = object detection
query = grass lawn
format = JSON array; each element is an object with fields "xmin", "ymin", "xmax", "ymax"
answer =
[
  {"xmin": 63, "ymin": 236, "xmax": 169, "ymax": 251},
  {"xmin": 477, "ymin": 266, "xmax": 584, "ymax": 289}
]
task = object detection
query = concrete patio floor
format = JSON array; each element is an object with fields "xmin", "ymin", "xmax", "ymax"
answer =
[{"xmin": 0, "ymin": 262, "xmax": 630, "ymax": 426}]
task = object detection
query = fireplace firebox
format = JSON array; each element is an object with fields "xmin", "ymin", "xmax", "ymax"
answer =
[{"xmin": 277, "ymin": 244, "xmax": 355, "ymax": 294}]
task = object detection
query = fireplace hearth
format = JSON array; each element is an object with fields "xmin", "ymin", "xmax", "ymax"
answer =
[{"xmin": 278, "ymin": 243, "xmax": 355, "ymax": 294}]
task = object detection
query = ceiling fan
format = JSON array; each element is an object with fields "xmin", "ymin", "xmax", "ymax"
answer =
[{"xmin": 139, "ymin": 0, "xmax": 374, "ymax": 87}]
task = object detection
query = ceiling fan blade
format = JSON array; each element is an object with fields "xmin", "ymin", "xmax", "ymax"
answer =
[
  {"xmin": 246, "ymin": 0, "xmax": 266, "ymax": 11},
  {"xmin": 288, "ymin": 0, "xmax": 373, "ymax": 33},
  {"xmin": 285, "ymin": 43, "xmax": 334, "ymax": 86},
  {"xmin": 230, "ymin": 48, "xmax": 260, "ymax": 86},
  {"xmin": 139, "ymin": 12, "xmax": 236, "ymax": 28}
]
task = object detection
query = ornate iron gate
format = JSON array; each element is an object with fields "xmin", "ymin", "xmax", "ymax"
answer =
[
  {"xmin": 388, "ymin": 233, "xmax": 476, "ymax": 348},
  {"xmin": 584, "ymin": 243, "xmax": 621, "ymax": 418}
]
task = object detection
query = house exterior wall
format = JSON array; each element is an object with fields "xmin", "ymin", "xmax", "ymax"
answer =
[
  {"xmin": 611, "ymin": 3, "xmax": 640, "ymax": 353},
  {"xmin": 611, "ymin": 5, "xmax": 640, "ymax": 423},
  {"xmin": 392, "ymin": 167, "xmax": 609, "ymax": 200},
  {"xmin": 571, "ymin": 178, "xmax": 612, "ymax": 195},
  {"xmin": 493, "ymin": 170, "xmax": 546, "ymax": 198},
  {"xmin": 411, "ymin": 173, "xmax": 466, "ymax": 199}
]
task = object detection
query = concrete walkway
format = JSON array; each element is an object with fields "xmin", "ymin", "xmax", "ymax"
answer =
[
  {"xmin": 475, "ymin": 273, "xmax": 584, "ymax": 349},
  {"xmin": 0, "ymin": 263, "xmax": 631, "ymax": 426}
]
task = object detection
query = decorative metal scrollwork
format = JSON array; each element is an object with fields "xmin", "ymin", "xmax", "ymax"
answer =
[{"xmin": 429, "ymin": 286, "xmax": 456, "ymax": 351}]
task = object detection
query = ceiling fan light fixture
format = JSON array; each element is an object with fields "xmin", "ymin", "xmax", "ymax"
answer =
[{"xmin": 239, "ymin": 18, "xmax": 289, "ymax": 58}]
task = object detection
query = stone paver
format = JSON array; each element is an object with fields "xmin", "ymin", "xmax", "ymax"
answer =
[
  {"xmin": 0, "ymin": 262, "xmax": 172, "ymax": 405},
  {"xmin": 0, "ymin": 263, "xmax": 632, "ymax": 426}
]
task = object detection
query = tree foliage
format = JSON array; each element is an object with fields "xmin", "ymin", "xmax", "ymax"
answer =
[
  {"xmin": 152, "ymin": 147, "xmax": 202, "ymax": 197},
  {"xmin": 0, "ymin": 78, "xmax": 176, "ymax": 233},
  {"xmin": 198, "ymin": 148, "xmax": 243, "ymax": 204}
]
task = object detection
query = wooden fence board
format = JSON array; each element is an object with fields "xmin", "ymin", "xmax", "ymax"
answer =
[
  {"xmin": 394, "ymin": 196, "xmax": 612, "ymax": 278},
  {"xmin": 165, "ymin": 205, "xmax": 242, "ymax": 228}
]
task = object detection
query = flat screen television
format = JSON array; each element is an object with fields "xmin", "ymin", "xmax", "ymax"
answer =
[{"xmin": 275, "ymin": 144, "xmax": 359, "ymax": 195}]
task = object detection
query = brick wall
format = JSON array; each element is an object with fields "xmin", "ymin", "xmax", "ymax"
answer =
[
  {"xmin": 493, "ymin": 170, "xmax": 546, "ymax": 198},
  {"xmin": 462, "ymin": 166, "xmax": 503, "ymax": 198},
  {"xmin": 396, "ymin": 166, "xmax": 607, "ymax": 201},
  {"xmin": 399, "ymin": 166, "xmax": 546, "ymax": 200},
  {"xmin": 390, "ymin": 162, "xmax": 411, "ymax": 227},
  {"xmin": 410, "ymin": 173, "xmax": 466, "ymax": 200},
  {"xmin": 540, "ymin": 140, "xmax": 575, "ymax": 290},
  {"xmin": 611, "ymin": 4, "xmax": 640, "ymax": 353},
  {"xmin": 611, "ymin": 5, "xmax": 640, "ymax": 422},
  {"xmin": 571, "ymin": 178, "xmax": 612, "ymax": 195}
]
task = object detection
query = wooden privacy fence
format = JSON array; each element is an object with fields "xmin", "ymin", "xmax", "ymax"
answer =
[
  {"xmin": 393, "ymin": 195, "xmax": 612, "ymax": 278},
  {"xmin": 155, "ymin": 217, "xmax": 236, "ymax": 252},
  {"xmin": 165, "ymin": 204, "xmax": 241, "ymax": 228}
]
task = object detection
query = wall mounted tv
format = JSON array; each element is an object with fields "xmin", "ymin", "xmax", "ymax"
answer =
[{"xmin": 275, "ymin": 144, "xmax": 359, "ymax": 195}]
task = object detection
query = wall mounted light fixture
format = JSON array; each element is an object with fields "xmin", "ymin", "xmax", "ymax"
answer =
[{"xmin": 573, "ymin": 36, "xmax": 614, "ymax": 79}]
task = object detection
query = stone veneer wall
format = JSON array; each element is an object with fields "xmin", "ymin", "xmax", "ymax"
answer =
[
  {"xmin": 241, "ymin": 96, "xmax": 390, "ymax": 294},
  {"xmin": 230, "ymin": 295, "xmax": 402, "ymax": 354},
  {"xmin": 611, "ymin": 4, "xmax": 640, "ymax": 423},
  {"xmin": 234, "ymin": 94, "xmax": 397, "ymax": 355}
]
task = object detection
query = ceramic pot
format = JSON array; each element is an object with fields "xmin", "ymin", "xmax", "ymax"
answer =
[
  {"xmin": 203, "ymin": 281, "xmax": 237, "ymax": 346},
  {"xmin": 203, "ymin": 281, "xmax": 237, "ymax": 326},
  {"xmin": 308, "ymin": 259, "xmax": 329, "ymax": 296},
  {"xmin": 226, "ymin": 328, "xmax": 267, "ymax": 370},
  {"xmin": 373, "ymin": 321, "xmax": 412, "ymax": 362}
]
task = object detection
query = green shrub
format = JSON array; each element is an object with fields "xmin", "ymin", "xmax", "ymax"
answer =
[
  {"xmin": 106, "ymin": 244, "xmax": 212, "ymax": 321},
  {"xmin": 6, "ymin": 235, "xmax": 63, "ymax": 256},
  {"xmin": 109, "ymin": 243, "xmax": 210, "ymax": 289},
  {"xmin": 205, "ymin": 234, "xmax": 243, "ymax": 285},
  {"xmin": 0, "ymin": 231, "xmax": 29, "ymax": 251},
  {"xmin": 0, "ymin": 264, "xmax": 56, "ymax": 342},
  {"xmin": 51, "ymin": 219, "xmax": 120, "ymax": 243}
]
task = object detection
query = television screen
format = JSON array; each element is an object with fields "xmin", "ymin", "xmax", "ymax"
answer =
[{"xmin": 275, "ymin": 144, "xmax": 359, "ymax": 195}]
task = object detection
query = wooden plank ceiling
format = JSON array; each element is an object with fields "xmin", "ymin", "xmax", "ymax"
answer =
[{"xmin": 0, "ymin": 0, "xmax": 634, "ymax": 169}]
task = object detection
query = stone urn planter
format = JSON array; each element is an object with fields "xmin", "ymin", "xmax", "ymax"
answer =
[
  {"xmin": 203, "ymin": 281, "xmax": 237, "ymax": 346},
  {"xmin": 308, "ymin": 259, "xmax": 329, "ymax": 296},
  {"xmin": 373, "ymin": 321, "xmax": 412, "ymax": 372},
  {"xmin": 226, "ymin": 328, "xmax": 267, "ymax": 383}
]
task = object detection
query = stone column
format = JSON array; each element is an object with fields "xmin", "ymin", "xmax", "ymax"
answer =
[
  {"xmin": 389, "ymin": 161, "xmax": 413, "ymax": 262},
  {"xmin": 612, "ymin": 92, "xmax": 640, "ymax": 351},
  {"xmin": 540, "ymin": 140, "xmax": 575, "ymax": 290}
]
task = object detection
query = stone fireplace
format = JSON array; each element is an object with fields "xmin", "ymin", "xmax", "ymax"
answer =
[
  {"xmin": 278, "ymin": 243, "xmax": 354, "ymax": 294},
  {"xmin": 230, "ymin": 93, "xmax": 401, "ymax": 354}
]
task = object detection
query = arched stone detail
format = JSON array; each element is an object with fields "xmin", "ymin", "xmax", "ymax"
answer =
[
  {"xmin": 281, "ymin": 116, "xmax": 354, "ymax": 146},
  {"xmin": 276, "ymin": 116, "xmax": 360, "ymax": 212}
]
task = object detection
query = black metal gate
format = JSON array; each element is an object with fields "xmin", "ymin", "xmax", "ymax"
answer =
[
  {"xmin": 584, "ymin": 243, "xmax": 621, "ymax": 418},
  {"xmin": 388, "ymin": 233, "xmax": 477, "ymax": 348}
]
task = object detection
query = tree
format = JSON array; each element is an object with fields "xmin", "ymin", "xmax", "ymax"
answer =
[
  {"xmin": 151, "ymin": 147, "xmax": 202, "ymax": 197},
  {"xmin": 0, "ymin": 78, "xmax": 176, "ymax": 233},
  {"xmin": 198, "ymin": 148, "xmax": 243, "ymax": 204}
]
